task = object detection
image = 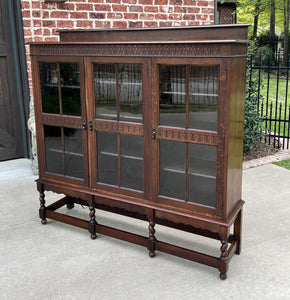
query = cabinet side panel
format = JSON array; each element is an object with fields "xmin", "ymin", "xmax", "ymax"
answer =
[
  {"xmin": 226, "ymin": 56, "xmax": 247, "ymax": 219},
  {"xmin": 32, "ymin": 56, "xmax": 46, "ymax": 178}
]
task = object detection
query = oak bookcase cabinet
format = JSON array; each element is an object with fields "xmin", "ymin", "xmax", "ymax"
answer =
[{"xmin": 31, "ymin": 25, "xmax": 248, "ymax": 279}]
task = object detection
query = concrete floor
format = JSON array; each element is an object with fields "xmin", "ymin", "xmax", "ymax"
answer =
[{"xmin": 1, "ymin": 158, "xmax": 290, "ymax": 299}]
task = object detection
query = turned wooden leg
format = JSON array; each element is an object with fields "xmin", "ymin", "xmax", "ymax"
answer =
[
  {"xmin": 146, "ymin": 209, "xmax": 156, "ymax": 258},
  {"xmin": 66, "ymin": 196, "xmax": 75, "ymax": 210},
  {"xmin": 89, "ymin": 205, "xmax": 97, "ymax": 240},
  {"xmin": 148, "ymin": 219, "xmax": 156, "ymax": 258},
  {"xmin": 219, "ymin": 238, "xmax": 228, "ymax": 280},
  {"xmin": 234, "ymin": 208, "xmax": 243, "ymax": 255},
  {"xmin": 39, "ymin": 187, "xmax": 47, "ymax": 225}
]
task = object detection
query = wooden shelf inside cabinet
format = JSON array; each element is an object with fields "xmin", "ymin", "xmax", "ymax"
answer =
[{"xmin": 31, "ymin": 24, "xmax": 249, "ymax": 280}]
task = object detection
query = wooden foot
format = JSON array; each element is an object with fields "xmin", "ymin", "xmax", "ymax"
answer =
[
  {"xmin": 89, "ymin": 205, "xmax": 97, "ymax": 240},
  {"xmin": 66, "ymin": 197, "xmax": 75, "ymax": 210},
  {"xmin": 39, "ymin": 188, "xmax": 47, "ymax": 225},
  {"xmin": 148, "ymin": 219, "xmax": 156, "ymax": 258},
  {"xmin": 219, "ymin": 238, "xmax": 228, "ymax": 280}
]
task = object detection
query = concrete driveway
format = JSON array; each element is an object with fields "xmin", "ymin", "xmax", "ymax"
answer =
[{"xmin": 1, "ymin": 158, "xmax": 290, "ymax": 299}]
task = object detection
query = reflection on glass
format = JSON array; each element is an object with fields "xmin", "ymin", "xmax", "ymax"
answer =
[
  {"xmin": 39, "ymin": 63, "xmax": 59, "ymax": 114},
  {"xmin": 120, "ymin": 135, "xmax": 143, "ymax": 191},
  {"xmin": 94, "ymin": 64, "xmax": 117, "ymax": 120},
  {"xmin": 188, "ymin": 144, "xmax": 216, "ymax": 207},
  {"xmin": 60, "ymin": 63, "xmax": 81, "ymax": 116},
  {"xmin": 118, "ymin": 64, "xmax": 142, "ymax": 123},
  {"xmin": 44, "ymin": 125, "xmax": 63, "ymax": 174},
  {"xmin": 97, "ymin": 132, "xmax": 118, "ymax": 186},
  {"xmin": 64, "ymin": 128, "xmax": 83, "ymax": 178},
  {"xmin": 188, "ymin": 66, "xmax": 218, "ymax": 131},
  {"xmin": 160, "ymin": 140, "xmax": 185, "ymax": 200},
  {"xmin": 159, "ymin": 65, "xmax": 186, "ymax": 128}
]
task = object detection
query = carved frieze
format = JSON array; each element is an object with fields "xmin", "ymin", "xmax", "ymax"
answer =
[
  {"xmin": 156, "ymin": 127, "xmax": 218, "ymax": 145},
  {"xmin": 41, "ymin": 113, "xmax": 82, "ymax": 129},
  {"xmin": 95, "ymin": 120, "xmax": 143, "ymax": 136},
  {"xmin": 30, "ymin": 43, "xmax": 219, "ymax": 58}
]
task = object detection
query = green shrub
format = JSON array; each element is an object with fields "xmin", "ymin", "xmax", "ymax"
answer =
[
  {"xmin": 243, "ymin": 43, "xmax": 265, "ymax": 152},
  {"xmin": 255, "ymin": 46, "xmax": 273, "ymax": 66}
]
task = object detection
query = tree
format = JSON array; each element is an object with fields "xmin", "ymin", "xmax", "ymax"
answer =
[
  {"xmin": 269, "ymin": 0, "xmax": 276, "ymax": 55},
  {"xmin": 237, "ymin": 0, "xmax": 268, "ymax": 39},
  {"xmin": 253, "ymin": 0, "xmax": 262, "ymax": 39}
]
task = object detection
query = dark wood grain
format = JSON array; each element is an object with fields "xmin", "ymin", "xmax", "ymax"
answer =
[
  {"xmin": 32, "ymin": 25, "xmax": 248, "ymax": 279},
  {"xmin": 94, "ymin": 120, "xmax": 143, "ymax": 136},
  {"xmin": 58, "ymin": 24, "xmax": 248, "ymax": 43},
  {"xmin": 156, "ymin": 126, "xmax": 218, "ymax": 145}
]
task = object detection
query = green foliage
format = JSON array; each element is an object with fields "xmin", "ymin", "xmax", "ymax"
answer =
[
  {"xmin": 244, "ymin": 43, "xmax": 265, "ymax": 152},
  {"xmin": 256, "ymin": 46, "xmax": 274, "ymax": 65},
  {"xmin": 272, "ymin": 158, "xmax": 290, "ymax": 170},
  {"xmin": 237, "ymin": 0, "xmax": 285, "ymax": 33},
  {"xmin": 256, "ymin": 30, "xmax": 278, "ymax": 47},
  {"xmin": 280, "ymin": 31, "xmax": 290, "ymax": 49}
]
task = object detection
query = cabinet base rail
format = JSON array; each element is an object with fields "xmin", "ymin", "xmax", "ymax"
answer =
[{"xmin": 39, "ymin": 194, "xmax": 242, "ymax": 280}]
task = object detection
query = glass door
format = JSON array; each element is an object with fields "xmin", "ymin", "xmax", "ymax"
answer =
[
  {"xmin": 36, "ymin": 57, "xmax": 88, "ymax": 186},
  {"xmin": 87, "ymin": 58, "xmax": 149, "ymax": 198},
  {"xmin": 152, "ymin": 59, "xmax": 221, "ymax": 214}
]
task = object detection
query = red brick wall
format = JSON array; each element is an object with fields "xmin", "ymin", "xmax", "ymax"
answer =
[{"xmin": 21, "ymin": 0, "xmax": 214, "ymax": 95}]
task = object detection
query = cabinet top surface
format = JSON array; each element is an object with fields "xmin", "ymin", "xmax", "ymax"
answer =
[{"xmin": 30, "ymin": 24, "xmax": 249, "ymax": 46}]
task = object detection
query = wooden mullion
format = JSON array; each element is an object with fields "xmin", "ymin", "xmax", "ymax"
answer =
[
  {"xmin": 57, "ymin": 63, "xmax": 66, "ymax": 176},
  {"xmin": 185, "ymin": 142, "xmax": 188, "ymax": 203},
  {"xmin": 61, "ymin": 127, "xmax": 66, "ymax": 176},
  {"xmin": 57, "ymin": 63, "xmax": 62, "ymax": 115},
  {"xmin": 116, "ymin": 64, "xmax": 120, "ymax": 121},
  {"xmin": 185, "ymin": 66, "xmax": 189, "ymax": 203},
  {"xmin": 186, "ymin": 65, "xmax": 189, "ymax": 129},
  {"xmin": 118, "ymin": 133, "xmax": 121, "ymax": 188},
  {"xmin": 152, "ymin": 62, "xmax": 160, "ymax": 199},
  {"xmin": 115, "ymin": 64, "xmax": 121, "ymax": 187},
  {"xmin": 143, "ymin": 58, "xmax": 151, "ymax": 200},
  {"xmin": 80, "ymin": 57, "xmax": 90, "ymax": 186}
]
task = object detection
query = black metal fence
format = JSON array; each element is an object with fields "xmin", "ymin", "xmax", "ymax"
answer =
[{"xmin": 249, "ymin": 51, "xmax": 290, "ymax": 149}]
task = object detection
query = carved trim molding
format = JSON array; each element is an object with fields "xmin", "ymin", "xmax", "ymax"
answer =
[
  {"xmin": 30, "ymin": 43, "xmax": 219, "ymax": 57},
  {"xmin": 95, "ymin": 120, "xmax": 143, "ymax": 136},
  {"xmin": 156, "ymin": 127, "xmax": 218, "ymax": 145},
  {"xmin": 41, "ymin": 113, "xmax": 83, "ymax": 129}
]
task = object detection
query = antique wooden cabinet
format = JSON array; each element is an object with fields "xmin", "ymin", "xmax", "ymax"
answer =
[{"xmin": 31, "ymin": 24, "xmax": 248, "ymax": 279}]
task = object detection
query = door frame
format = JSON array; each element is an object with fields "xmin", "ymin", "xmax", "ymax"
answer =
[{"xmin": 6, "ymin": 0, "xmax": 30, "ymax": 158}]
